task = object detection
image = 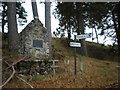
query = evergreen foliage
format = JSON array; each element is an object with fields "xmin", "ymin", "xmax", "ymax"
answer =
[
  {"xmin": 53, "ymin": 2, "xmax": 119, "ymax": 53},
  {"xmin": 2, "ymin": 1, "xmax": 27, "ymax": 33}
]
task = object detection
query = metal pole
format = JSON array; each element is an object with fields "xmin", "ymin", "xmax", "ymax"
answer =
[{"xmin": 74, "ymin": 35, "xmax": 77, "ymax": 75}]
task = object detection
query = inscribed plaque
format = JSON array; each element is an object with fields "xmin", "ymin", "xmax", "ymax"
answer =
[{"xmin": 33, "ymin": 40, "xmax": 43, "ymax": 48}]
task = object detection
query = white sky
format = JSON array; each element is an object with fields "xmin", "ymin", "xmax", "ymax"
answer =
[
  {"xmin": 15, "ymin": 1, "xmax": 115, "ymax": 45},
  {"xmin": 18, "ymin": 0, "xmax": 59, "ymax": 33}
]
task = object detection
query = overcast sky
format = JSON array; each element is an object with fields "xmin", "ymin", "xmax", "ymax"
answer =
[
  {"xmin": 2, "ymin": 0, "xmax": 115, "ymax": 45},
  {"xmin": 18, "ymin": 0, "xmax": 59, "ymax": 34}
]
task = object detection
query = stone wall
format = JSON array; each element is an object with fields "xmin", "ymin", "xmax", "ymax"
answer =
[
  {"xmin": 19, "ymin": 19, "xmax": 50, "ymax": 59},
  {"xmin": 15, "ymin": 60, "xmax": 53, "ymax": 75}
]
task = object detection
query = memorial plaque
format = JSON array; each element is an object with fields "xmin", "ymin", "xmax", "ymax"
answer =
[{"xmin": 33, "ymin": 40, "xmax": 43, "ymax": 48}]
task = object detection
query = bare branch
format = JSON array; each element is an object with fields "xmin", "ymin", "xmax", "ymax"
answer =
[
  {"xmin": 1, "ymin": 56, "xmax": 27, "ymax": 89},
  {"xmin": 0, "ymin": 64, "xmax": 15, "ymax": 89},
  {"xmin": 4, "ymin": 56, "xmax": 27, "ymax": 71},
  {"xmin": 15, "ymin": 75, "xmax": 34, "ymax": 88},
  {"xmin": 11, "ymin": 56, "xmax": 27, "ymax": 67},
  {"xmin": 1, "ymin": 56, "xmax": 34, "ymax": 88}
]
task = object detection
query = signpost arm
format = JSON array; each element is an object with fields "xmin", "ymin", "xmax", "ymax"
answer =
[{"xmin": 74, "ymin": 35, "xmax": 77, "ymax": 75}]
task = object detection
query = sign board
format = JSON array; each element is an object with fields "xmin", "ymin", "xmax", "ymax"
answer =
[
  {"xmin": 76, "ymin": 33, "xmax": 91, "ymax": 40},
  {"xmin": 33, "ymin": 40, "xmax": 43, "ymax": 48},
  {"xmin": 70, "ymin": 42, "xmax": 81, "ymax": 47}
]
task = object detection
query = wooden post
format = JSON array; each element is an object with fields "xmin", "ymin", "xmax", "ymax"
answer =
[
  {"xmin": 53, "ymin": 60, "xmax": 55, "ymax": 75},
  {"xmin": 50, "ymin": 60, "xmax": 59, "ymax": 75},
  {"xmin": 64, "ymin": 60, "xmax": 70, "ymax": 72}
]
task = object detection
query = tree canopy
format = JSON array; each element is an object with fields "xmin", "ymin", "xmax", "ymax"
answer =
[{"xmin": 53, "ymin": 2, "xmax": 119, "ymax": 47}]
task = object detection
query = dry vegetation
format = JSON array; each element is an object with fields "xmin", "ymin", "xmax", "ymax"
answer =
[
  {"xmin": 2, "ymin": 38, "xmax": 120, "ymax": 88},
  {"xmin": 4, "ymin": 56, "xmax": 119, "ymax": 88}
]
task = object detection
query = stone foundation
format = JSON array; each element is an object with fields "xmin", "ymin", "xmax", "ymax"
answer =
[{"xmin": 15, "ymin": 60, "xmax": 54, "ymax": 75}]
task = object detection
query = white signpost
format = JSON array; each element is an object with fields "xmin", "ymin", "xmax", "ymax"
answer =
[
  {"xmin": 76, "ymin": 33, "xmax": 91, "ymax": 40},
  {"xmin": 70, "ymin": 42, "xmax": 81, "ymax": 47},
  {"xmin": 70, "ymin": 34, "xmax": 91, "ymax": 75}
]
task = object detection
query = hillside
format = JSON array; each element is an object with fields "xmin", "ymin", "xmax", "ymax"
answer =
[
  {"xmin": 3, "ymin": 38, "xmax": 120, "ymax": 88},
  {"xmin": 52, "ymin": 38, "xmax": 119, "ymax": 62}
]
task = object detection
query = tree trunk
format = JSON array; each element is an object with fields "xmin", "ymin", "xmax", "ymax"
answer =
[
  {"xmin": 115, "ymin": 3, "xmax": 120, "ymax": 54},
  {"xmin": 112, "ymin": 10, "xmax": 120, "ymax": 54},
  {"xmin": 2, "ymin": 2, "xmax": 6, "ymax": 33},
  {"xmin": 31, "ymin": 0, "xmax": 39, "ymax": 19},
  {"xmin": 7, "ymin": 2, "xmax": 18, "ymax": 52},
  {"xmin": 117, "ymin": 6, "xmax": 120, "ymax": 54},
  {"xmin": 45, "ymin": 1, "xmax": 52, "ymax": 58},
  {"xmin": 2, "ymin": 20, "xmax": 5, "ymax": 33},
  {"xmin": 78, "ymin": 4, "xmax": 88, "ymax": 56},
  {"xmin": 67, "ymin": 25, "xmax": 71, "ymax": 39},
  {"xmin": 67, "ymin": 29, "xmax": 71, "ymax": 40},
  {"xmin": 94, "ymin": 26, "xmax": 99, "ymax": 43},
  {"xmin": 92, "ymin": 28, "xmax": 94, "ymax": 42}
]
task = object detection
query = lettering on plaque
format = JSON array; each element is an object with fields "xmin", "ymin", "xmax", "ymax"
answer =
[{"xmin": 33, "ymin": 40, "xmax": 43, "ymax": 48}]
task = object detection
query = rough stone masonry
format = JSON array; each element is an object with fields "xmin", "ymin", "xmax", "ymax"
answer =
[{"xmin": 19, "ymin": 19, "xmax": 50, "ymax": 59}]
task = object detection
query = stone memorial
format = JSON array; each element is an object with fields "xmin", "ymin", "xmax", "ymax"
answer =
[{"xmin": 19, "ymin": 19, "xmax": 50, "ymax": 59}]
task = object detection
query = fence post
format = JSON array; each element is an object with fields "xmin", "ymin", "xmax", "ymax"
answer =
[{"xmin": 53, "ymin": 60, "xmax": 55, "ymax": 75}]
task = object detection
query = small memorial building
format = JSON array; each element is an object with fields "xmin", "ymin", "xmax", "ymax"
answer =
[{"xmin": 19, "ymin": 19, "xmax": 50, "ymax": 59}]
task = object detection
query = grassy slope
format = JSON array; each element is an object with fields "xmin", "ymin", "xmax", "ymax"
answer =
[{"xmin": 4, "ymin": 38, "xmax": 119, "ymax": 88}]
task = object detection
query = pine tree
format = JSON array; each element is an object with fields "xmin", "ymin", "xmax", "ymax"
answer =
[
  {"xmin": 1, "ymin": 2, "xmax": 27, "ymax": 33},
  {"xmin": 31, "ymin": 0, "xmax": 39, "ymax": 19},
  {"xmin": 7, "ymin": 2, "xmax": 18, "ymax": 52}
]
